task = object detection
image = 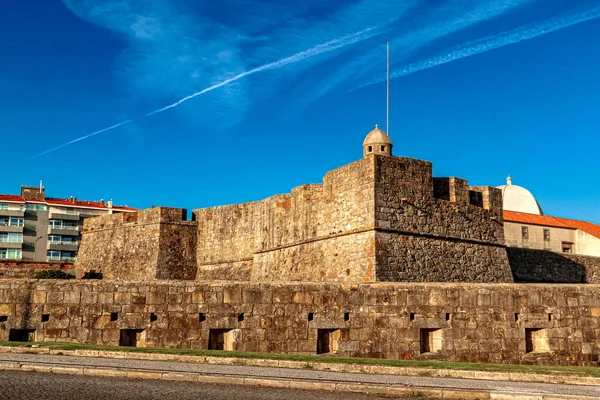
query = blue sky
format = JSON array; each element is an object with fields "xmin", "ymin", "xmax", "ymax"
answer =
[{"xmin": 1, "ymin": 0, "xmax": 599, "ymax": 223}]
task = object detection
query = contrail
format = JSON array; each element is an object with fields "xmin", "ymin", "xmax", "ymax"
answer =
[
  {"xmin": 361, "ymin": 5, "xmax": 600, "ymax": 87},
  {"xmin": 30, "ymin": 26, "xmax": 379, "ymax": 159}
]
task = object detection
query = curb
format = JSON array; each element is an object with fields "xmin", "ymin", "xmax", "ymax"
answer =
[
  {"xmin": 1, "ymin": 346, "xmax": 598, "ymax": 387},
  {"xmin": 1, "ymin": 361, "xmax": 593, "ymax": 399}
]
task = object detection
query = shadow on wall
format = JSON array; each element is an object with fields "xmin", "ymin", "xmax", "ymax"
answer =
[{"xmin": 507, "ymin": 247, "xmax": 588, "ymax": 283}]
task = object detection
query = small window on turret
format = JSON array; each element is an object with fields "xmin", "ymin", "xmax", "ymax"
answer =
[
  {"xmin": 381, "ymin": 146, "xmax": 385, "ymax": 151},
  {"xmin": 368, "ymin": 146, "xmax": 372, "ymax": 152}
]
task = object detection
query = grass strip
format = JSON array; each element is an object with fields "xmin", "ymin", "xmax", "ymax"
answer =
[{"xmin": 0, "ymin": 341, "xmax": 598, "ymax": 378}]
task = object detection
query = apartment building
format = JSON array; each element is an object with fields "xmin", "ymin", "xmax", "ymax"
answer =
[{"xmin": 0, "ymin": 185, "xmax": 135, "ymax": 262}]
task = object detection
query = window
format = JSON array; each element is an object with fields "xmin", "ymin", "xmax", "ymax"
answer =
[
  {"xmin": 47, "ymin": 251, "xmax": 60, "ymax": 261},
  {"xmin": 521, "ymin": 226, "xmax": 529, "ymax": 239},
  {"xmin": 26, "ymin": 204, "xmax": 35, "ymax": 210},
  {"xmin": 49, "ymin": 220, "xmax": 77, "ymax": 230},
  {"xmin": 381, "ymin": 145, "xmax": 385, "ymax": 151},
  {"xmin": 66, "ymin": 208, "xmax": 77, "ymax": 214},
  {"xmin": 62, "ymin": 237, "xmax": 73, "ymax": 244},
  {"xmin": 0, "ymin": 249, "xmax": 20, "ymax": 260},
  {"xmin": 9, "ymin": 217, "xmax": 24, "ymax": 227},
  {"xmin": 36, "ymin": 205, "xmax": 45, "ymax": 211},
  {"xmin": 562, "ymin": 242, "xmax": 573, "ymax": 254},
  {"xmin": 543, "ymin": 229, "xmax": 550, "ymax": 241},
  {"xmin": 0, "ymin": 204, "xmax": 7, "ymax": 210},
  {"xmin": 48, "ymin": 235, "xmax": 61, "ymax": 243},
  {"xmin": 368, "ymin": 146, "xmax": 372, "ymax": 152},
  {"xmin": 0, "ymin": 233, "xmax": 23, "ymax": 243},
  {"xmin": 7, "ymin": 249, "xmax": 21, "ymax": 260}
]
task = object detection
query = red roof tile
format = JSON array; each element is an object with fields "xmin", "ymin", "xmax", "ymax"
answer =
[
  {"xmin": 0, "ymin": 195, "xmax": 25, "ymax": 203},
  {"xmin": 0, "ymin": 194, "xmax": 135, "ymax": 211},
  {"xmin": 504, "ymin": 210, "xmax": 600, "ymax": 239}
]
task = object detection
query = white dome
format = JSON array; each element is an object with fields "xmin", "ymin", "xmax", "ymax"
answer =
[{"xmin": 496, "ymin": 176, "xmax": 543, "ymax": 215}]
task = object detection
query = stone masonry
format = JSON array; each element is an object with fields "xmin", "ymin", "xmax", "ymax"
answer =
[
  {"xmin": 76, "ymin": 153, "xmax": 513, "ymax": 283},
  {"xmin": 1, "ymin": 280, "xmax": 599, "ymax": 366},
  {"xmin": 3, "ymin": 126, "xmax": 596, "ymax": 366}
]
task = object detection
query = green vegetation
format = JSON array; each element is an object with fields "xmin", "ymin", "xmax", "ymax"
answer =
[
  {"xmin": 33, "ymin": 270, "xmax": 75, "ymax": 279},
  {"xmin": 0, "ymin": 341, "xmax": 599, "ymax": 378}
]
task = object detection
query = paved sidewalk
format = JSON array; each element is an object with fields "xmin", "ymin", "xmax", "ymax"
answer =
[{"xmin": 0, "ymin": 352, "xmax": 599, "ymax": 399}]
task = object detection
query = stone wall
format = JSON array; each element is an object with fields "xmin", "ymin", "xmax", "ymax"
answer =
[
  {"xmin": 0, "ymin": 261, "xmax": 74, "ymax": 279},
  {"xmin": 194, "ymin": 157, "xmax": 377, "ymax": 283},
  {"xmin": 508, "ymin": 247, "xmax": 600, "ymax": 283},
  {"xmin": 75, "ymin": 154, "xmax": 514, "ymax": 283},
  {"xmin": 1, "ymin": 280, "xmax": 599, "ymax": 366},
  {"xmin": 374, "ymin": 156, "xmax": 513, "ymax": 282},
  {"xmin": 75, "ymin": 208, "xmax": 196, "ymax": 280}
]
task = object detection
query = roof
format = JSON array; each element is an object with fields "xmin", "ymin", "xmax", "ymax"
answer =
[
  {"xmin": 363, "ymin": 125, "xmax": 392, "ymax": 146},
  {"xmin": 497, "ymin": 176, "xmax": 543, "ymax": 215},
  {"xmin": 0, "ymin": 194, "xmax": 136, "ymax": 212},
  {"xmin": 504, "ymin": 210, "xmax": 600, "ymax": 239}
]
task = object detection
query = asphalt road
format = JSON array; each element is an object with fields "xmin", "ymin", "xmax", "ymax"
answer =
[
  {"xmin": 0, "ymin": 370, "xmax": 406, "ymax": 400},
  {"xmin": 1, "ymin": 352, "xmax": 600, "ymax": 398}
]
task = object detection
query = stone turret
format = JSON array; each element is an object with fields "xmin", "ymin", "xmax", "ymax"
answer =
[{"xmin": 363, "ymin": 125, "xmax": 392, "ymax": 157}]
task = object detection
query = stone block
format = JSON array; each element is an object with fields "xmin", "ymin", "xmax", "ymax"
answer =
[{"xmin": 33, "ymin": 290, "xmax": 46, "ymax": 304}]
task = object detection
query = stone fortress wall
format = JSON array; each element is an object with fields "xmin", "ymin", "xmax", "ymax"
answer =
[
  {"xmin": 75, "ymin": 154, "xmax": 513, "ymax": 283},
  {"xmin": 75, "ymin": 207, "xmax": 197, "ymax": 281},
  {"xmin": 1, "ymin": 280, "xmax": 600, "ymax": 366},
  {"xmin": 3, "ymin": 126, "xmax": 600, "ymax": 366}
]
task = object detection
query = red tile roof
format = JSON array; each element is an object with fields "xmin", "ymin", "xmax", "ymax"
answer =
[
  {"xmin": 504, "ymin": 210, "xmax": 600, "ymax": 239},
  {"xmin": 0, "ymin": 194, "xmax": 135, "ymax": 211}
]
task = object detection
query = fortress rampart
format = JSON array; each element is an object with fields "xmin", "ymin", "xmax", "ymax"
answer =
[
  {"xmin": 4, "ymin": 126, "xmax": 598, "ymax": 366},
  {"xmin": 75, "ymin": 154, "xmax": 513, "ymax": 283},
  {"xmin": 1, "ymin": 280, "xmax": 599, "ymax": 366},
  {"xmin": 75, "ymin": 207, "xmax": 197, "ymax": 280}
]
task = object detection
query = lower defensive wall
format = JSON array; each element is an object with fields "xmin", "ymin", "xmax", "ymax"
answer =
[{"xmin": 0, "ymin": 280, "xmax": 598, "ymax": 366}]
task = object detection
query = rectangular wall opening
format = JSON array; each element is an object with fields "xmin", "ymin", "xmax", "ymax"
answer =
[
  {"xmin": 9, "ymin": 329, "xmax": 36, "ymax": 342},
  {"xmin": 199, "ymin": 313, "xmax": 206, "ymax": 322},
  {"xmin": 110, "ymin": 312, "xmax": 118, "ymax": 322},
  {"xmin": 208, "ymin": 329, "xmax": 234, "ymax": 351},
  {"xmin": 119, "ymin": 329, "xmax": 146, "ymax": 347},
  {"xmin": 525, "ymin": 328, "xmax": 549, "ymax": 353},
  {"xmin": 420, "ymin": 328, "xmax": 443, "ymax": 353},
  {"xmin": 0, "ymin": 316, "xmax": 7, "ymax": 322},
  {"xmin": 316, "ymin": 329, "xmax": 341, "ymax": 354}
]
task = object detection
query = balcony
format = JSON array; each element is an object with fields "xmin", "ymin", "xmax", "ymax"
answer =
[
  {"xmin": 48, "ymin": 226, "xmax": 80, "ymax": 236},
  {"xmin": 0, "ymin": 241, "xmax": 23, "ymax": 249},
  {"xmin": 47, "ymin": 241, "xmax": 79, "ymax": 252},
  {"xmin": 46, "ymin": 257, "xmax": 75, "ymax": 263},
  {"xmin": 49, "ymin": 211, "xmax": 80, "ymax": 221},
  {"xmin": 0, "ymin": 224, "xmax": 24, "ymax": 233},
  {"xmin": 0, "ymin": 209, "xmax": 25, "ymax": 217}
]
